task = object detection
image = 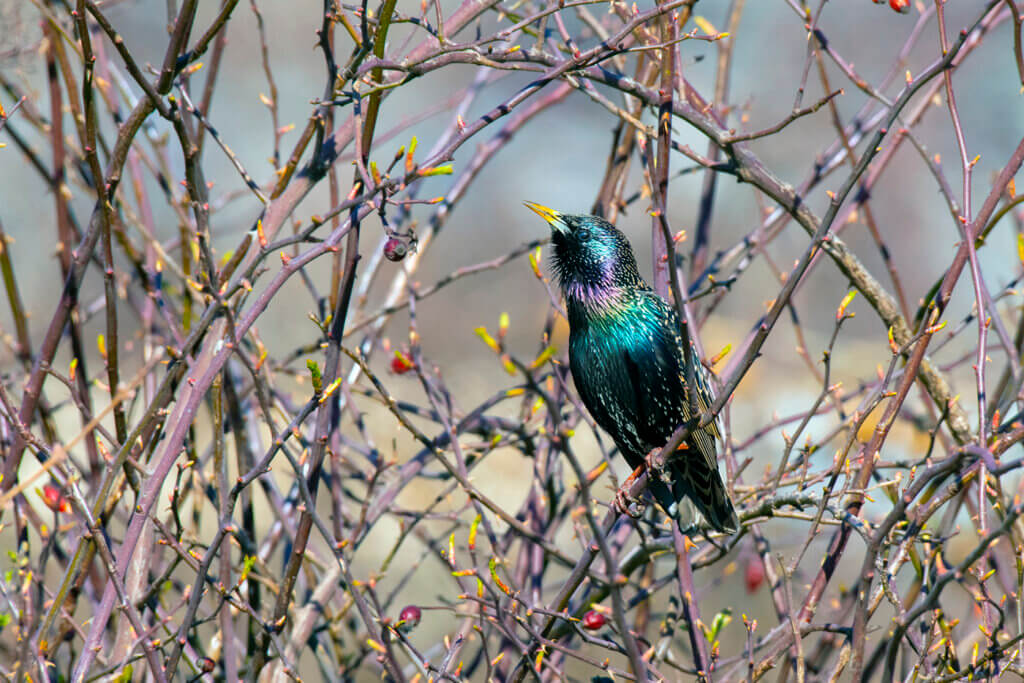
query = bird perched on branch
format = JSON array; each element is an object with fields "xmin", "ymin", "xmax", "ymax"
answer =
[{"xmin": 526, "ymin": 202, "xmax": 738, "ymax": 534}]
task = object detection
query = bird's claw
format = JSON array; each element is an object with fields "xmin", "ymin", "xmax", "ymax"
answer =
[
  {"xmin": 645, "ymin": 446, "xmax": 671, "ymax": 484},
  {"xmin": 614, "ymin": 487, "xmax": 645, "ymax": 518},
  {"xmin": 644, "ymin": 447, "xmax": 661, "ymax": 470}
]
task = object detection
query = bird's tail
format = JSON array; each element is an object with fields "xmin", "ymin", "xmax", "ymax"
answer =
[{"xmin": 655, "ymin": 456, "xmax": 738, "ymax": 534}]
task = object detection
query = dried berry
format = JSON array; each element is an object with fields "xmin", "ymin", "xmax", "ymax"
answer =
[
  {"xmin": 384, "ymin": 238, "xmax": 408, "ymax": 262},
  {"xmin": 745, "ymin": 557, "xmax": 766, "ymax": 594},
  {"xmin": 398, "ymin": 605, "xmax": 421, "ymax": 631},
  {"xmin": 40, "ymin": 485, "xmax": 70, "ymax": 514},
  {"xmin": 390, "ymin": 352, "xmax": 414, "ymax": 374},
  {"xmin": 199, "ymin": 657, "xmax": 216, "ymax": 673},
  {"xmin": 582, "ymin": 610, "xmax": 606, "ymax": 630}
]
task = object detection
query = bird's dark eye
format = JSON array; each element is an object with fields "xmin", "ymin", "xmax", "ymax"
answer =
[{"xmin": 576, "ymin": 228, "xmax": 591, "ymax": 241}]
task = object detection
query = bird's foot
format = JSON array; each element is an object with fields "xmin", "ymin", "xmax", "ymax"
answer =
[
  {"xmin": 613, "ymin": 463, "xmax": 647, "ymax": 518},
  {"xmin": 644, "ymin": 445, "xmax": 673, "ymax": 484},
  {"xmin": 644, "ymin": 447, "xmax": 661, "ymax": 470},
  {"xmin": 613, "ymin": 486, "xmax": 645, "ymax": 518}
]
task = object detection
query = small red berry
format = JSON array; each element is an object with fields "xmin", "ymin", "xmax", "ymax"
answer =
[
  {"xmin": 744, "ymin": 557, "xmax": 766, "ymax": 594},
  {"xmin": 383, "ymin": 238, "xmax": 407, "ymax": 262},
  {"xmin": 40, "ymin": 485, "xmax": 70, "ymax": 514},
  {"xmin": 582, "ymin": 610, "xmax": 606, "ymax": 630},
  {"xmin": 398, "ymin": 605, "xmax": 421, "ymax": 631},
  {"xmin": 390, "ymin": 353, "xmax": 414, "ymax": 374},
  {"xmin": 199, "ymin": 657, "xmax": 216, "ymax": 673},
  {"xmin": 889, "ymin": 0, "xmax": 910, "ymax": 12}
]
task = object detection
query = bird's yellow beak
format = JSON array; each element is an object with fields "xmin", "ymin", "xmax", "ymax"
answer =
[{"xmin": 524, "ymin": 201, "xmax": 568, "ymax": 234}]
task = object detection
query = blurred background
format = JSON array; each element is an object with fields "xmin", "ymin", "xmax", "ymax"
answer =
[{"xmin": 1, "ymin": 0, "xmax": 1023, "ymax": 678}]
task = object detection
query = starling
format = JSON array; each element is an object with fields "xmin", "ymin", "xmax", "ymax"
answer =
[{"xmin": 526, "ymin": 202, "xmax": 739, "ymax": 534}]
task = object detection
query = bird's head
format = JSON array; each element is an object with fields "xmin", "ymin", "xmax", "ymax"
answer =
[{"xmin": 524, "ymin": 202, "xmax": 641, "ymax": 298}]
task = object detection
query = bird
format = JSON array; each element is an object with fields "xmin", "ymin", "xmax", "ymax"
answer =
[{"xmin": 525, "ymin": 202, "xmax": 738, "ymax": 534}]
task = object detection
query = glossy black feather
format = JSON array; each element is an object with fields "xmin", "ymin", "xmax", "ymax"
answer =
[{"xmin": 534, "ymin": 207, "xmax": 738, "ymax": 533}]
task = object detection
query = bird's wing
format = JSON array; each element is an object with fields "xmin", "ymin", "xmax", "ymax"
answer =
[
  {"xmin": 623, "ymin": 294, "xmax": 721, "ymax": 457},
  {"xmin": 621, "ymin": 319, "xmax": 736, "ymax": 530}
]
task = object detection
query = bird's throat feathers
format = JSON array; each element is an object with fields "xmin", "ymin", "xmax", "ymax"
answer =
[
  {"xmin": 562, "ymin": 278, "xmax": 628, "ymax": 314},
  {"xmin": 555, "ymin": 252, "xmax": 646, "ymax": 321},
  {"xmin": 562, "ymin": 280, "xmax": 646, "ymax": 329},
  {"xmin": 548, "ymin": 214, "xmax": 645, "ymax": 319},
  {"xmin": 555, "ymin": 254, "xmax": 631, "ymax": 315}
]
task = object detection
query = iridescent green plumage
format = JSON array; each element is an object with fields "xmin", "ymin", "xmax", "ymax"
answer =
[{"xmin": 527, "ymin": 203, "xmax": 738, "ymax": 533}]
